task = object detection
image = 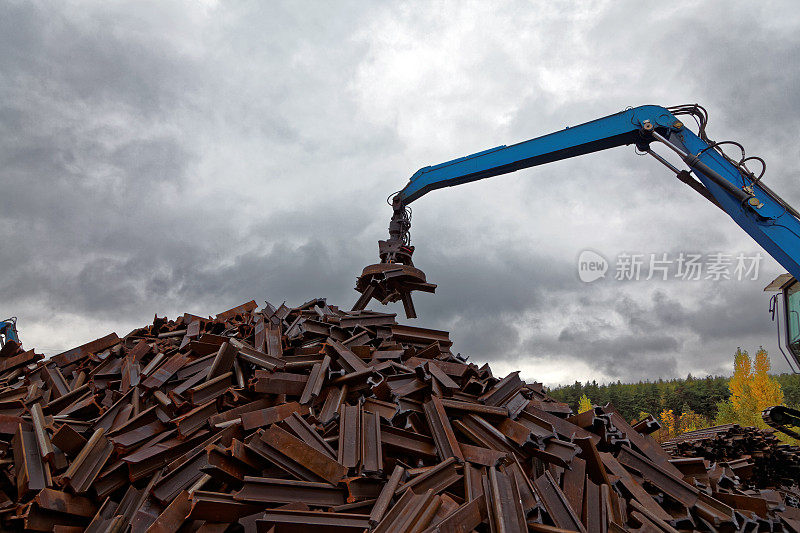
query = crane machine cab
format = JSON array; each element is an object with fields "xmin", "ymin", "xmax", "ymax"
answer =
[
  {"xmin": 765, "ymin": 274, "xmax": 800, "ymax": 370},
  {"xmin": 764, "ymin": 275, "xmax": 800, "ymax": 438}
]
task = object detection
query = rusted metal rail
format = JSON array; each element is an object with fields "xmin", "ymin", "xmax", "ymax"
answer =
[{"xmin": 0, "ymin": 298, "xmax": 796, "ymax": 531}]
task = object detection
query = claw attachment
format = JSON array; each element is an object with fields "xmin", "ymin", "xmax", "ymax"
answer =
[{"xmin": 352, "ymin": 196, "xmax": 436, "ymax": 318}]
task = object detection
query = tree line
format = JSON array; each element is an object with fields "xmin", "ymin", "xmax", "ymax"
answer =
[{"xmin": 547, "ymin": 348, "xmax": 800, "ymax": 443}]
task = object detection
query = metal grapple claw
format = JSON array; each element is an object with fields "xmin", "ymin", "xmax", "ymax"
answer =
[{"xmin": 352, "ymin": 197, "xmax": 436, "ymax": 318}]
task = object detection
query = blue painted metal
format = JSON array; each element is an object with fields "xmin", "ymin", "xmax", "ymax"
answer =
[
  {"xmin": 397, "ymin": 105, "xmax": 672, "ymax": 203},
  {"xmin": 0, "ymin": 319, "xmax": 19, "ymax": 345},
  {"xmin": 395, "ymin": 104, "xmax": 800, "ymax": 281},
  {"xmin": 674, "ymin": 128, "xmax": 800, "ymax": 283}
]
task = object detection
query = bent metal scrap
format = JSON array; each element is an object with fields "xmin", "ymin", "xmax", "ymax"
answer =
[{"xmin": 0, "ymin": 298, "xmax": 797, "ymax": 532}]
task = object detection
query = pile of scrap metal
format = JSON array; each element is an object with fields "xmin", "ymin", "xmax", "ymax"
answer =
[
  {"xmin": 0, "ymin": 299, "xmax": 798, "ymax": 532},
  {"xmin": 663, "ymin": 424, "xmax": 800, "ymax": 495}
]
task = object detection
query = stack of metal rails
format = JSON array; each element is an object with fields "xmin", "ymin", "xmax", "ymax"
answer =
[{"xmin": 0, "ymin": 298, "xmax": 798, "ymax": 532}]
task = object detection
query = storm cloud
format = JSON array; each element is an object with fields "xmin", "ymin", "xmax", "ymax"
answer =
[{"xmin": 2, "ymin": 1, "xmax": 798, "ymax": 384}]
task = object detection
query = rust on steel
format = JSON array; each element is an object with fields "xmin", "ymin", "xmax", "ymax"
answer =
[{"xmin": 0, "ymin": 296, "xmax": 795, "ymax": 531}]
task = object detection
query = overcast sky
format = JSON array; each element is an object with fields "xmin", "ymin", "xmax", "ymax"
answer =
[{"xmin": 2, "ymin": 1, "xmax": 799, "ymax": 385}]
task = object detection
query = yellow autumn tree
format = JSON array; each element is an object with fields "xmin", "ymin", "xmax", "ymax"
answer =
[
  {"xmin": 728, "ymin": 347, "xmax": 760, "ymax": 426},
  {"xmin": 658, "ymin": 409, "xmax": 675, "ymax": 442},
  {"xmin": 752, "ymin": 347, "xmax": 784, "ymax": 413},
  {"xmin": 578, "ymin": 394, "xmax": 593, "ymax": 414},
  {"xmin": 678, "ymin": 404, "xmax": 706, "ymax": 434},
  {"xmin": 717, "ymin": 347, "xmax": 785, "ymax": 431}
]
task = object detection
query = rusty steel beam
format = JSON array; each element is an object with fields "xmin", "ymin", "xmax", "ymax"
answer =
[
  {"xmin": 12, "ymin": 423, "xmax": 47, "ymax": 499},
  {"xmin": 326, "ymin": 338, "xmax": 368, "ymax": 372},
  {"xmin": 30, "ymin": 403, "xmax": 54, "ymax": 462},
  {"xmin": 616, "ymin": 445, "xmax": 699, "ymax": 509},
  {"xmin": 108, "ymin": 420, "xmax": 166, "ymax": 453},
  {"xmin": 206, "ymin": 342, "xmax": 238, "ymax": 380},
  {"xmin": 234, "ymin": 341, "xmax": 285, "ymax": 370},
  {"xmin": 123, "ymin": 430, "xmax": 211, "ymax": 482},
  {"xmin": 265, "ymin": 321, "xmax": 283, "ymax": 359},
  {"xmin": 151, "ymin": 449, "xmax": 208, "ymax": 505},
  {"xmin": 175, "ymin": 399, "xmax": 217, "ymax": 438},
  {"xmin": 186, "ymin": 371, "xmax": 233, "ymax": 405},
  {"xmin": 240, "ymin": 401, "xmax": 308, "ymax": 431},
  {"xmin": 245, "ymin": 435, "xmax": 327, "ymax": 483},
  {"xmin": 35, "ymin": 488, "xmax": 98, "ymax": 518},
  {"xmin": 373, "ymin": 488, "xmax": 427, "ymax": 533},
  {"xmin": 522, "ymin": 405, "xmax": 601, "ymax": 445},
  {"xmin": 281, "ymin": 412, "xmax": 336, "ymax": 459},
  {"xmin": 42, "ymin": 366, "xmax": 70, "ymax": 398},
  {"xmin": 51, "ymin": 424, "xmax": 87, "ymax": 457},
  {"xmin": 537, "ymin": 438, "xmax": 580, "ymax": 469},
  {"xmin": 605, "ymin": 410, "xmax": 683, "ymax": 479},
  {"xmin": 452, "ymin": 414, "xmax": 520, "ymax": 459},
  {"xmin": 234, "ymin": 476, "xmax": 346, "ymax": 506},
  {"xmin": 316, "ymin": 385, "xmax": 346, "ymax": 425},
  {"xmin": 369, "ymin": 465, "xmax": 405, "ymax": 527},
  {"xmin": 256, "ymin": 509, "xmax": 371, "ymax": 532},
  {"xmin": 147, "ymin": 489, "xmax": 191, "ymax": 533},
  {"xmin": 484, "ymin": 466, "xmax": 527, "ymax": 533},
  {"xmin": 187, "ymin": 490, "xmax": 263, "ymax": 522},
  {"xmin": 60, "ymin": 428, "xmax": 114, "ymax": 494},
  {"xmin": 395, "ymin": 457, "xmax": 462, "ymax": 497},
  {"xmin": 254, "ymin": 372, "xmax": 308, "ymax": 395},
  {"xmin": 423, "ymin": 494, "xmax": 486, "ymax": 533},
  {"xmin": 341, "ymin": 476, "xmax": 384, "ymax": 502},
  {"xmin": 140, "ymin": 352, "xmax": 190, "ymax": 390},
  {"xmin": 598, "ymin": 451, "xmax": 673, "ymax": 522},
  {"xmin": 505, "ymin": 459, "xmax": 537, "ymax": 513},
  {"xmin": 204, "ymin": 444, "xmax": 253, "ymax": 483},
  {"xmin": 380, "ymin": 425, "xmax": 437, "ymax": 459},
  {"xmin": 338, "ymin": 403, "xmax": 361, "ymax": 469},
  {"xmin": 362, "ymin": 397, "xmax": 399, "ymax": 421},
  {"xmin": 208, "ymin": 397, "xmax": 272, "ymax": 427},
  {"xmin": 260, "ymin": 425, "xmax": 347, "ymax": 485},
  {"xmin": 562, "ymin": 456, "xmax": 586, "ymax": 519},
  {"xmin": 533, "ymin": 471, "xmax": 586, "ymax": 533},
  {"xmin": 479, "ymin": 371, "xmax": 524, "ymax": 407},
  {"xmin": 299, "ymin": 354, "xmax": 330, "ymax": 405},
  {"xmin": 422, "ymin": 396, "xmax": 463, "ymax": 462},
  {"xmin": 390, "ymin": 325, "xmax": 451, "ymax": 348},
  {"xmin": 216, "ymin": 300, "xmax": 258, "ymax": 322},
  {"xmin": 51, "ymin": 333, "xmax": 120, "ymax": 367},
  {"xmin": 360, "ymin": 409, "xmax": 383, "ymax": 475}
]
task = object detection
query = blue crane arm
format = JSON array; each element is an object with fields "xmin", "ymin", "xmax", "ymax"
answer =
[{"xmin": 394, "ymin": 104, "xmax": 800, "ymax": 281}]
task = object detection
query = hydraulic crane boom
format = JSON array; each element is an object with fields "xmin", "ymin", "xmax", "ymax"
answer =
[
  {"xmin": 352, "ymin": 104, "xmax": 800, "ymax": 437},
  {"xmin": 354, "ymin": 105, "xmax": 800, "ymax": 314},
  {"xmin": 394, "ymin": 104, "xmax": 800, "ymax": 280}
]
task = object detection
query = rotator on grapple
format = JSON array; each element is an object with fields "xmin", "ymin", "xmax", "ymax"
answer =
[
  {"xmin": 353, "ymin": 104, "xmax": 800, "ymax": 439},
  {"xmin": 352, "ymin": 196, "xmax": 436, "ymax": 319}
]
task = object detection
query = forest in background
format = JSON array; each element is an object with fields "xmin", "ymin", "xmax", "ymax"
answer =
[{"xmin": 547, "ymin": 348, "xmax": 799, "ymax": 443}]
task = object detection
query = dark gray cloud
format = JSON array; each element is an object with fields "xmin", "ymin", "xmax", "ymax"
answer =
[{"xmin": 1, "ymin": 1, "xmax": 798, "ymax": 384}]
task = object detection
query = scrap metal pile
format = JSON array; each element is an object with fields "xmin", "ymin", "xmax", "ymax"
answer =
[
  {"xmin": 0, "ymin": 299, "xmax": 799, "ymax": 532},
  {"xmin": 663, "ymin": 424, "xmax": 800, "ymax": 493}
]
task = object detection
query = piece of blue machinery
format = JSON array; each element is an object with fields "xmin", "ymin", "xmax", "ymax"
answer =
[
  {"xmin": 0, "ymin": 317, "xmax": 19, "ymax": 348},
  {"xmin": 353, "ymin": 104, "xmax": 800, "ymax": 436}
]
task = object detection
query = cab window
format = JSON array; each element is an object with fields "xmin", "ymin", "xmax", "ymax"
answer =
[{"xmin": 786, "ymin": 279, "xmax": 800, "ymax": 359}]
